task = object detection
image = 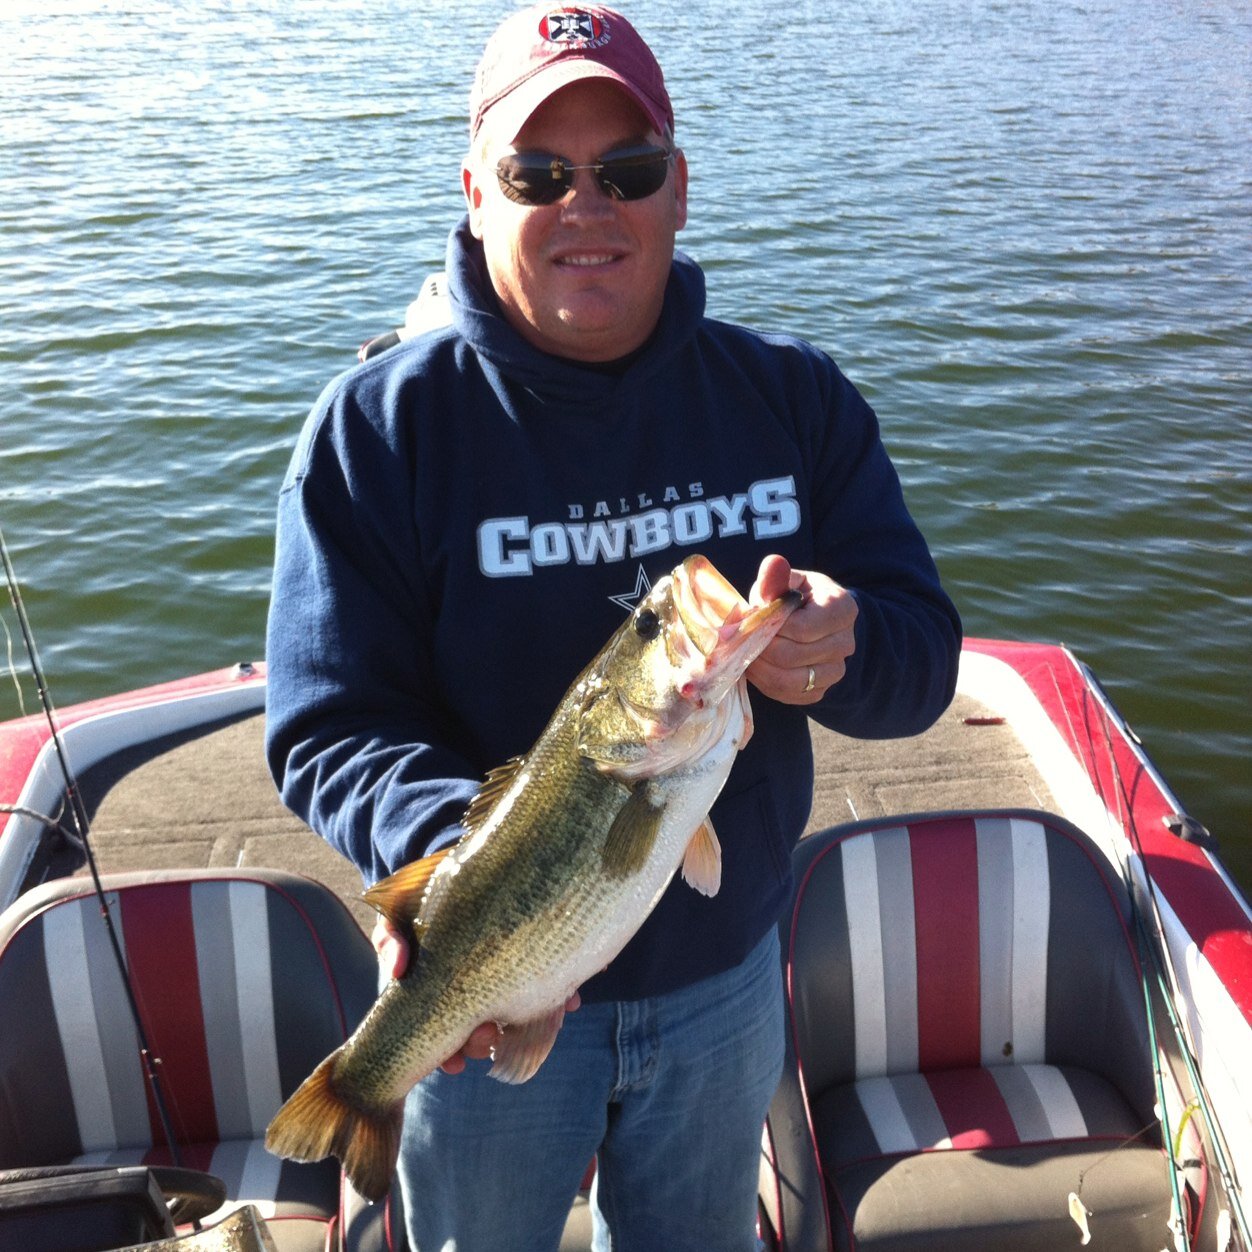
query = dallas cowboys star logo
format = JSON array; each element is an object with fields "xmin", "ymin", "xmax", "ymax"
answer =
[{"xmin": 608, "ymin": 564, "xmax": 651, "ymax": 614}]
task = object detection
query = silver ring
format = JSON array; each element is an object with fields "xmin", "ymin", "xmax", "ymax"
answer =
[{"xmin": 803, "ymin": 666, "xmax": 816, "ymax": 693}]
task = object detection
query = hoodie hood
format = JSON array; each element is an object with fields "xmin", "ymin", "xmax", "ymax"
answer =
[{"xmin": 444, "ymin": 215, "xmax": 707, "ymax": 409}]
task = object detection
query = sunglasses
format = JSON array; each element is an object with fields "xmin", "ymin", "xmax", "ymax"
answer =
[{"xmin": 495, "ymin": 143, "xmax": 674, "ymax": 207}]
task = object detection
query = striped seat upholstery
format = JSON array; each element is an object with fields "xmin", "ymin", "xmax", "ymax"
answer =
[
  {"xmin": 762, "ymin": 811, "xmax": 1173, "ymax": 1252},
  {"xmin": 0, "ymin": 868, "xmax": 404, "ymax": 1251}
]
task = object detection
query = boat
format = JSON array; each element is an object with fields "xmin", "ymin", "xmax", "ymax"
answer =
[{"xmin": 0, "ymin": 633, "xmax": 1248, "ymax": 1251}]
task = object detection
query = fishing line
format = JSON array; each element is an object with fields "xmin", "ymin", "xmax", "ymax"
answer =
[
  {"xmin": 1, "ymin": 608, "xmax": 28, "ymax": 718},
  {"xmin": 1081, "ymin": 654, "xmax": 1250, "ymax": 1250},
  {"xmin": 1091, "ymin": 686, "xmax": 1246, "ymax": 1221},
  {"xmin": 1043, "ymin": 655, "xmax": 1195, "ymax": 1247},
  {"xmin": 0, "ymin": 611, "xmax": 78, "ymax": 848},
  {"xmin": 1073, "ymin": 1116, "xmax": 1166, "ymax": 1190},
  {"xmin": 0, "ymin": 524, "xmax": 189, "ymax": 1181},
  {"xmin": 0, "ymin": 804, "xmax": 83, "ymax": 853},
  {"xmin": 1, "ymin": 606, "xmax": 83, "ymax": 857}
]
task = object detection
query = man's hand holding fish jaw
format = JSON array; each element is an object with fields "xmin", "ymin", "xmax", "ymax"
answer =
[
  {"xmin": 747, "ymin": 555, "xmax": 858, "ymax": 706},
  {"xmin": 371, "ymin": 914, "xmax": 580, "ymax": 1075}
]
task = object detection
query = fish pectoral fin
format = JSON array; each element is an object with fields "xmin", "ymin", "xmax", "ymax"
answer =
[
  {"xmin": 488, "ymin": 1007, "xmax": 567, "ymax": 1085},
  {"xmin": 362, "ymin": 848, "xmax": 451, "ymax": 928},
  {"xmin": 681, "ymin": 819, "xmax": 722, "ymax": 897},
  {"xmin": 601, "ymin": 786, "xmax": 664, "ymax": 879}
]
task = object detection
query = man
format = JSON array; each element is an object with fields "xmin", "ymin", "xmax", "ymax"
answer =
[{"xmin": 265, "ymin": 5, "xmax": 961, "ymax": 1250}]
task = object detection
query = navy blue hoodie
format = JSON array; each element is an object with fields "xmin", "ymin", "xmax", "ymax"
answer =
[{"xmin": 265, "ymin": 218, "xmax": 961, "ymax": 1001}]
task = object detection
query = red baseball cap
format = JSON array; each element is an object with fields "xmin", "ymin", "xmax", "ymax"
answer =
[{"xmin": 470, "ymin": 5, "xmax": 674, "ymax": 143}]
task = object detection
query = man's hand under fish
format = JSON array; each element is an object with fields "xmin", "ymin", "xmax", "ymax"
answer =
[{"xmin": 746, "ymin": 554, "xmax": 858, "ymax": 706}]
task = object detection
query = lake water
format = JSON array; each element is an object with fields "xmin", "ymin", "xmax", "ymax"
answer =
[{"xmin": 1, "ymin": 0, "xmax": 1249, "ymax": 889}]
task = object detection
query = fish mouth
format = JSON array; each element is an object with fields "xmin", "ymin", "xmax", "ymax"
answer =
[{"xmin": 673, "ymin": 555, "xmax": 802, "ymax": 664}]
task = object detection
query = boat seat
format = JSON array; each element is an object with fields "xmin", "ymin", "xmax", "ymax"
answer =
[
  {"xmin": 0, "ymin": 868, "xmax": 405, "ymax": 1252},
  {"xmin": 761, "ymin": 810, "xmax": 1175, "ymax": 1251}
]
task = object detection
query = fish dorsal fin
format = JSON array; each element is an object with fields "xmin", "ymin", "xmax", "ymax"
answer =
[
  {"xmin": 681, "ymin": 819, "xmax": 722, "ymax": 897},
  {"xmin": 463, "ymin": 756, "xmax": 527, "ymax": 835},
  {"xmin": 362, "ymin": 848, "xmax": 451, "ymax": 928},
  {"xmin": 601, "ymin": 785, "xmax": 664, "ymax": 879}
]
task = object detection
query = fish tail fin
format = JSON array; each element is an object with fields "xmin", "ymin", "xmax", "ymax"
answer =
[{"xmin": 265, "ymin": 1053, "xmax": 404, "ymax": 1203}]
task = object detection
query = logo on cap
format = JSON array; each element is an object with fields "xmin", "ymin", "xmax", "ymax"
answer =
[{"xmin": 538, "ymin": 9, "xmax": 610, "ymax": 49}]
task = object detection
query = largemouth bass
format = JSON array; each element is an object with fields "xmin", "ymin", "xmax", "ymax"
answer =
[{"xmin": 265, "ymin": 554, "xmax": 802, "ymax": 1200}]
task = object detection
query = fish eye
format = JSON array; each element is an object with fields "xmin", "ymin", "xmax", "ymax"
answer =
[{"xmin": 634, "ymin": 608, "xmax": 661, "ymax": 640}]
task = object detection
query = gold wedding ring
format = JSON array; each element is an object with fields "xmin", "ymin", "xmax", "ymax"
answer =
[{"xmin": 803, "ymin": 666, "xmax": 816, "ymax": 693}]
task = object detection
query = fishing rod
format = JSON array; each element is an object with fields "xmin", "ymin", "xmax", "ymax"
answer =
[
  {"xmin": 0, "ymin": 524, "xmax": 187, "ymax": 1176},
  {"xmin": 1076, "ymin": 652, "xmax": 1251, "ymax": 1250}
]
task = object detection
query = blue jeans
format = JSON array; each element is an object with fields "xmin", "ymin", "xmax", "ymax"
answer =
[{"xmin": 397, "ymin": 929, "xmax": 784, "ymax": 1252}]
